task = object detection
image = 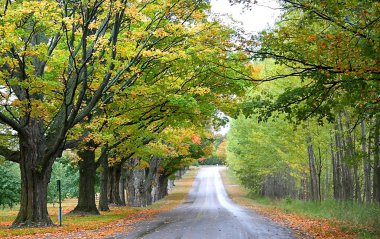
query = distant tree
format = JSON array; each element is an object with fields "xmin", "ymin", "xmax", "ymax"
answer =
[{"xmin": 0, "ymin": 161, "xmax": 20, "ymax": 208}]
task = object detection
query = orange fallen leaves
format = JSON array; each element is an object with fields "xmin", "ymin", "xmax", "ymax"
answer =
[{"xmin": 249, "ymin": 205, "xmax": 360, "ymax": 239}]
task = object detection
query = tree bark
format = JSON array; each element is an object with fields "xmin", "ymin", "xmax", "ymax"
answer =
[
  {"xmin": 98, "ymin": 147, "xmax": 110, "ymax": 211},
  {"xmin": 108, "ymin": 163, "xmax": 124, "ymax": 205},
  {"xmin": 307, "ymin": 134, "xmax": 320, "ymax": 201},
  {"xmin": 373, "ymin": 116, "xmax": 380, "ymax": 203},
  {"xmin": 119, "ymin": 167, "xmax": 126, "ymax": 206},
  {"xmin": 70, "ymin": 140, "xmax": 100, "ymax": 215},
  {"xmin": 12, "ymin": 121, "xmax": 55, "ymax": 228},
  {"xmin": 362, "ymin": 121, "xmax": 372, "ymax": 203},
  {"xmin": 125, "ymin": 157, "xmax": 160, "ymax": 207},
  {"xmin": 157, "ymin": 174, "xmax": 169, "ymax": 200},
  {"xmin": 338, "ymin": 114, "xmax": 354, "ymax": 202}
]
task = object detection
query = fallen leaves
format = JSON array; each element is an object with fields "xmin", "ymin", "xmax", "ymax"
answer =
[{"xmin": 0, "ymin": 168, "xmax": 198, "ymax": 239}]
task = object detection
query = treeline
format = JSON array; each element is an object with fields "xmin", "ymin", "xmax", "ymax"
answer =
[
  {"xmin": 227, "ymin": 110, "xmax": 380, "ymax": 204},
  {"xmin": 0, "ymin": 0, "xmax": 251, "ymax": 227},
  {"xmin": 227, "ymin": 0, "xmax": 380, "ymax": 205}
]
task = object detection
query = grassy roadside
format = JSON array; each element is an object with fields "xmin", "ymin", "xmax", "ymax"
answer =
[
  {"xmin": 220, "ymin": 167, "xmax": 380, "ymax": 239},
  {"xmin": 0, "ymin": 167, "xmax": 199, "ymax": 239}
]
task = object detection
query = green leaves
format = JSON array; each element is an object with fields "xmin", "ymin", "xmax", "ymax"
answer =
[
  {"xmin": 244, "ymin": 0, "xmax": 380, "ymax": 122},
  {"xmin": 0, "ymin": 161, "xmax": 20, "ymax": 209}
]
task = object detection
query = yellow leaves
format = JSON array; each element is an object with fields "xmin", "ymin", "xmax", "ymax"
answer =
[
  {"xmin": 188, "ymin": 87, "xmax": 211, "ymax": 95},
  {"xmin": 124, "ymin": 4, "xmax": 145, "ymax": 22},
  {"xmin": 141, "ymin": 48, "xmax": 165, "ymax": 58},
  {"xmin": 88, "ymin": 20, "xmax": 101, "ymax": 30},
  {"xmin": 153, "ymin": 28, "xmax": 169, "ymax": 37}
]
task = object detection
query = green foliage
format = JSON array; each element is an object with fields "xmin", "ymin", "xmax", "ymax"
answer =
[
  {"xmin": 227, "ymin": 112, "xmax": 308, "ymax": 194},
  {"xmin": 0, "ymin": 162, "xmax": 20, "ymax": 208},
  {"xmin": 242, "ymin": 0, "xmax": 380, "ymax": 122},
  {"xmin": 47, "ymin": 157, "xmax": 80, "ymax": 203}
]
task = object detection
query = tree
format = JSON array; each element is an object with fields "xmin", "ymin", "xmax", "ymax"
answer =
[
  {"xmin": 0, "ymin": 161, "xmax": 20, "ymax": 209},
  {"xmin": 234, "ymin": 0, "xmax": 380, "ymax": 123}
]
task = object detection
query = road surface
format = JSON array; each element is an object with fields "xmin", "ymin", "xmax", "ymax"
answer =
[{"xmin": 110, "ymin": 167, "xmax": 295, "ymax": 239}]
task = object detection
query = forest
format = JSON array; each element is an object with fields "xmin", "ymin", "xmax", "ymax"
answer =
[{"xmin": 0, "ymin": 0, "xmax": 379, "ymax": 235}]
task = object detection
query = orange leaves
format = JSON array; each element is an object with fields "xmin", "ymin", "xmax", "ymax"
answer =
[
  {"xmin": 190, "ymin": 134, "xmax": 202, "ymax": 145},
  {"xmin": 307, "ymin": 35, "xmax": 317, "ymax": 41},
  {"xmin": 246, "ymin": 205, "xmax": 368, "ymax": 239}
]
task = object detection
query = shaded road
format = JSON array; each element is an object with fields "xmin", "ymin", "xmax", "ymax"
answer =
[{"xmin": 110, "ymin": 167, "xmax": 295, "ymax": 239}]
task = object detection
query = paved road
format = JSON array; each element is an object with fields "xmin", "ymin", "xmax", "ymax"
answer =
[{"xmin": 110, "ymin": 167, "xmax": 295, "ymax": 239}]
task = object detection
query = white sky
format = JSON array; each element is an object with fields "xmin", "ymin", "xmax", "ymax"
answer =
[
  {"xmin": 210, "ymin": 0, "xmax": 281, "ymax": 135},
  {"xmin": 210, "ymin": 0, "xmax": 281, "ymax": 34}
]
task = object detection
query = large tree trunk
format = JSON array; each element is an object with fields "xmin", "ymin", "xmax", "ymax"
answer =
[
  {"xmin": 157, "ymin": 174, "xmax": 169, "ymax": 200},
  {"xmin": 119, "ymin": 167, "xmax": 126, "ymax": 205},
  {"xmin": 70, "ymin": 140, "xmax": 99, "ymax": 215},
  {"xmin": 12, "ymin": 121, "xmax": 55, "ymax": 228},
  {"xmin": 99, "ymin": 147, "xmax": 110, "ymax": 211},
  {"xmin": 125, "ymin": 158, "xmax": 140, "ymax": 207},
  {"xmin": 108, "ymin": 163, "xmax": 124, "ymax": 205},
  {"xmin": 125, "ymin": 157, "xmax": 160, "ymax": 207},
  {"xmin": 143, "ymin": 156, "xmax": 160, "ymax": 206}
]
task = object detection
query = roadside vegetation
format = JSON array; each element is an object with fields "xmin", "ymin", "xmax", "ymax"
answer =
[{"xmin": 221, "ymin": 168, "xmax": 380, "ymax": 239}]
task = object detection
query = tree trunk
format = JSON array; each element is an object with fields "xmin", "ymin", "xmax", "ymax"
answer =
[
  {"xmin": 119, "ymin": 167, "xmax": 126, "ymax": 206},
  {"xmin": 331, "ymin": 133, "xmax": 339, "ymax": 200},
  {"xmin": 344, "ymin": 112, "xmax": 360, "ymax": 202},
  {"xmin": 338, "ymin": 114, "xmax": 354, "ymax": 202},
  {"xmin": 70, "ymin": 140, "xmax": 99, "ymax": 215},
  {"xmin": 373, "ymin": 116, "xmax": 380, "ymax": 203},
  {"xmin": 307, "ymin": 134, "xmax": 320, "ymax": 201},
  {"xmin": 12, "ymin": 122, "xmax": 55, "ymax": 227},
  {"xmin": 125, "ymin": 157, "xmax": 160, "ymax": 207},
  {"xmin": 108, "ymin": 163, "xmax": 124, "ymax": 205},
  {"xmin": 99, "ymin": 148, "xmax": 110, "ymax": 211},
  {"xmin": 157, "ymin": 174, "xmax": 169, "ymax": 200},
  {"xmin": 143, "ymin": 156, "xmax": 160, "ymax": 206},
  {"xmin": 362, "ymin": 121, "xmax": 372, "ymax": 203}
]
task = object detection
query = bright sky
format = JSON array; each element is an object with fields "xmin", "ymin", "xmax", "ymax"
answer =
[
  {"xmin": 210, "ymin": 0, "xmax": 281, "ymax": 135},
  {"xmin": 210, "ymin": 0, "xmax": 281, "ymax": 33}
]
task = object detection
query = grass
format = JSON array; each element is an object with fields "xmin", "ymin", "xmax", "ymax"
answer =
[
  {"xmin": 0, "ymin": 167, "xmax": 198, "ymax": 238},
  {"xmin": 220, "ymin": 167, "xmax": 380, "ymax": 239},
  {"xmin": 251, "ymin": 197, "xmax": 380, "ymax": 230}
]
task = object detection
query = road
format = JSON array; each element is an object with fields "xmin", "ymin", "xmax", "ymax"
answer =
[{"xmin": 110, "ymin": 166, "xmax": 295, "ymax": 239}]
